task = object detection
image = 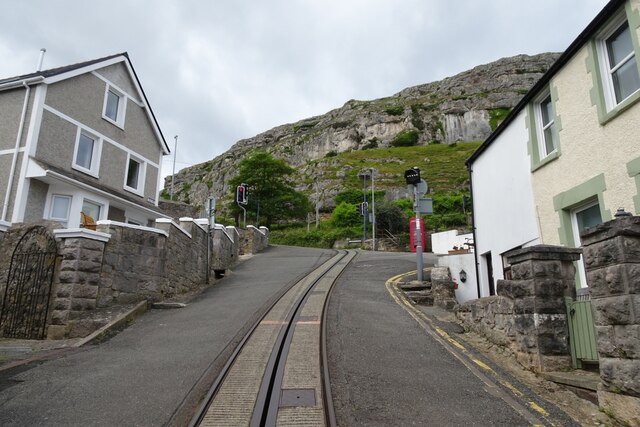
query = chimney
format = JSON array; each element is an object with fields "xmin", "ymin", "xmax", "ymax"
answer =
[{"xmin": 37, "ymin": 48, "xmax": 46, "ymax": 71}]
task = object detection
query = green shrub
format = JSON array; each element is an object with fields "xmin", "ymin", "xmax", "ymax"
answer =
[
  {"xmin": 331, "ymin": 202, "xmax": 361, "ymax": 227},
  {"xmin": 385, "ymin": 106, "xmax": 405, "ymax": 116},
  {"xmin": 489, "ymin": 107, "xmax": 511, "ymax": 131},
  {"xmin": 390, "ymin": 129, "xmax": 419, "ymax": 147}
]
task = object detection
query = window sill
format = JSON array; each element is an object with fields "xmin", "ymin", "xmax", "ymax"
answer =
[
  {"xmin": 531, "ymin": 150, "xmax": 560, "ymax": 172},
  {"xmin": 123, "ymin": 185, "xmax": 144, "ymax": 197},
  {"xmin": 599, "ymin": 89, "xmax": 640, "ymax": 125},
  {"xmin": 102, "ymin": 114, "xmax": 125, "ymax": 130},
  {"xmin": 72, "ymin": 164, "xmax": 99, "ymax": 179}
]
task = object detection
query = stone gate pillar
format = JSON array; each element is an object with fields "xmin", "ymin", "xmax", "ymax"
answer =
[
  {"xmin": 581, "ymin": 215, "xmax": 640, "ymax": 425},
  {"xmin": 498, "ymin": 245, "xmax": 582, "ymax": 372}
]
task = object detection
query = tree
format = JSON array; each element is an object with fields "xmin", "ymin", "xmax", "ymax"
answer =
[
  {"xmin": 229, "ymin": 151, "xmax": 310, "ymax": 227},
  {"xmin": 376, "ymin": 200, "xmax": 409, "ymax": 234},
  {"xmin": 331, "ymin": 202, "xmax": 361, "ymax": 227}
]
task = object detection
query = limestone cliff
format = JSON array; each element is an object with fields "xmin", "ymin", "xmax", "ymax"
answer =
[{"xmin": 166, "ymin": 53, "xmax": 559, "ymax": 207}]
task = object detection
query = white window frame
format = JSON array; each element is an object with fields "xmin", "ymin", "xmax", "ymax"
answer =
[
  {"xmin": 102, "ymin": 84, "xmax": 127, "ymax": 128},
  {"xmin": 81, "ymin": 198, "xmax": 103, "ymax": 222},
  {"xmin": 533, "ymin": 91, "xmax": 558, "ymax": 159},
  {"xmin": 596, "ymin": 13, "xmax": 640, "ymax": 111},
  {"xmin": 124, "ymin": 154, "xmax": 146, "ymax": 196},
  {"xmin": 72, "ymin": 128, "xmax": 102, "ymax": 177},
  {"xmin": 49, "ymin": 194, "xmax": 72, "ymax": 227}
]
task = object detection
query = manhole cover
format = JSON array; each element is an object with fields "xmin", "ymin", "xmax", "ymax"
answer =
[{"xmin": 280, "ymin": 389, "xmax": 316, "ymax": 407}]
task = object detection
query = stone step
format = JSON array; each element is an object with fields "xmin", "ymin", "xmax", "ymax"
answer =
[
  {"xmin": 403, "ymin": 290, "xmax": 433, "ymax": 305},
  {"xmin": 400, "ymin": 280, "xmax": 432, "ymax": 291}
]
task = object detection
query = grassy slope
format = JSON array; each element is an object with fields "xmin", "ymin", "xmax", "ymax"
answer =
[
  {"xmin": 312, "ymin": 141, "xmax": 481, "ymax": 193},
  {"xmin": 271, "ymin": 141, "xmax": 481, "ymax": 248}
]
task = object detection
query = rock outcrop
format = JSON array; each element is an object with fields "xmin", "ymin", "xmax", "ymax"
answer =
[{"xmin": 166, "ymin": 53, "xmax": 560, "ymax": 206}]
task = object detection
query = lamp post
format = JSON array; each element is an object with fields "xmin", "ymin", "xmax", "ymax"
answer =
[
  {"xmin": 370, "ymin": 168, "xmax": 376, "ymax": 251},
  {"xmin": 358, "ymin": 172, "xmax": 368, "ymax": 242}
]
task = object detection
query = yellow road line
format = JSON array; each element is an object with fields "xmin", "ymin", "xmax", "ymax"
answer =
[{"xmin": 384, "ymin": 272, "xmax": 554, "ymax": 426}]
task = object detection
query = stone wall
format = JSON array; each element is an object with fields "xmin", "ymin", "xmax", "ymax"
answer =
[
  {"xmin": 0, "ymin": 218, "xmax": 259, "ymax": 340},
  {"xmin": 581, "ymin": 216, "xmax": 640, "ymax": 424},
  {"xmin": 211, "ymin": 225, "xmax": 239, "ymax": 275},
  {"xmin": 457, "ymin": 245, "xmax": 581, "ymax": 372},
  {"xmin": 239, "ymin": 225, "xmax": 269, "ymax": 255}
]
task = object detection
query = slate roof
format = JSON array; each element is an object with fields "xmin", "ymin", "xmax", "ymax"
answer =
[{"xmin": 0, "ymin": 52, "xmax": 126, "ymax": 86}]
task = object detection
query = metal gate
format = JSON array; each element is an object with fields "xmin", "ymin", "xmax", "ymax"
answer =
[
  {"xmin": 565, "ymin": 288, "xmax": 599, "ymax": 368},
  {"xmin": 0, "ymin": 226, "xmax": 58, "ymax": 339}
]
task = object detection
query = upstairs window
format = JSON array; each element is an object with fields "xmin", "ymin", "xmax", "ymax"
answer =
[
  {"xmin": 605, "ymin": 22, "xmax": 640, "ymax": 104},
  {"xmin": 72, "ymin": 129, "xmax": 101, "ymax": 177},
  {"xmin": 102, "ymin": 85, "xmax": 126, "ymax": 128},
  {"xmin": 124, "ymin": 154, "xmax": 145, "ymax": 195},
  {"xmin": 536, "ymin": 95, "xmax": 558, "ymax": 158}
]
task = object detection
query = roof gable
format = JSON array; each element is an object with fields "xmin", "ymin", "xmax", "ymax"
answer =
[{"xmin": 0, "ymin": 52, "xmax": 169, "ymax": 155}]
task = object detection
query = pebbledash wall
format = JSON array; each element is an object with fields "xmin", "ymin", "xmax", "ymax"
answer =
[
  {"xmin": 0, "ymin": 219, "xmax": 268, "ymax": 340},
  {"xmin": 457, "ymin": 215, "xmax": 640, "ymax": 425}
]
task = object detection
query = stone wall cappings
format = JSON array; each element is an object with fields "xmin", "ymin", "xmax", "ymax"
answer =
[
  {"xmin": 239, "ymin": 226, "xmax": 269, "ymax": 255},
  {"xmin": 581, "ymin": 216, "xmax": 640, "ymax": 423},
  {"xmin": 0, "ymin": 219, "xmax": 252, "ymax": 340},
  {"xmin": 457, "ymin": 245, "xmax": 581, "ymax": 372}
]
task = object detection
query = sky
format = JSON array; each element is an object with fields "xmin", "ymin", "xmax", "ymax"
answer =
[{"xmin": 0, "ymin": 0, "xmax": 609, "ymax": 181}]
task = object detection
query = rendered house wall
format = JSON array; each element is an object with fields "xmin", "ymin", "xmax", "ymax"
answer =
[
  {"xmin": 471, "ymin": 110, "xmax": 540, "ymax": 297},
  {"xmin": 530, "ymin": 42, "xmax": 640, "ymax": 246}
]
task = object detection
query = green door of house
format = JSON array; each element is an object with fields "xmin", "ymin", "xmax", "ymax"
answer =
[{"xmin": 565, "ymin": 289, "xmax": 598, "ymax": 368}]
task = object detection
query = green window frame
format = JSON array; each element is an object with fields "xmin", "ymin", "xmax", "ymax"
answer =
[
  {"xmin": 627, "ymin": 156, "xmax": 640, "ymax": 213},
  {"xmin": 587, "ymin": 3, "xmax": 640, "ymax": 124},
  {"xmin": 526, "ymin": 85, "xmax": 562, "ymax": 171}
]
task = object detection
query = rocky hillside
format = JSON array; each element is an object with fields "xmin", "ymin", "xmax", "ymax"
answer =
[{"xmin": 165, "ymin": 53, "xmax": 559, "ymax": 207}]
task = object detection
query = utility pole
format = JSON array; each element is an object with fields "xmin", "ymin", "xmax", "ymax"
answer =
[
  {"xmin": 170, "ymin": 135, "xmax": 178, "ymax": 200},
  {"xmin": 371, "ymin": 168, "xmax": 376, "ymax": 251}
]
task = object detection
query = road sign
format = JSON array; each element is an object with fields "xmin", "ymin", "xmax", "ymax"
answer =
[
  {"xmin": 360, "ymin": 201, "xmax": 368, "ymax": 216},
  {"xmin": 415, "ymin": 197, "xmax": 433, "ymax": 214},
  {"xmin": 407, "ymin": 179, "xmax": 428, "ymax": 196}
]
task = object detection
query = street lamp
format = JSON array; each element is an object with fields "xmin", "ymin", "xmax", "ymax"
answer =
[{"xmin": 358, "ymin": 171, "xmax": 368, "ymax": 242}]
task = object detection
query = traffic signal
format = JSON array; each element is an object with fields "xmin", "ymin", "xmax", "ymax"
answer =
[
  {"xmin": 404, "ymin": 167, "xmax": 421, "ymax": 185},
  {"xmin": 236, "ymin": 184, "xmax": 248, "ymax": 205}
]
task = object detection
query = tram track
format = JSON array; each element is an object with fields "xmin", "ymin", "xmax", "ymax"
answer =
[{"xmin": 190, "ymin": 250, "xmax": 355, "ymax": 427}]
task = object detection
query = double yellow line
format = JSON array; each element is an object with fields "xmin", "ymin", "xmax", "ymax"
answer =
[{"xmin": 385, "ymin": 271, "xmax": 554, "ymax": 427}]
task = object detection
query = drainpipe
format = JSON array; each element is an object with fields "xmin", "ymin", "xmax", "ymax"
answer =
[
  {"xmin": 2, "ymin": 81, "xmax": 31, "ymax": 222},
  {"xmin": 467, "ymin": 164, "xmax": 481, "ymax": 300}
]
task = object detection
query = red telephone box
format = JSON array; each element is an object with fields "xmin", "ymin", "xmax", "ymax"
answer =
[{"xmin": 409, "ymin": 218, "xmax": 426, "ymax": 253}]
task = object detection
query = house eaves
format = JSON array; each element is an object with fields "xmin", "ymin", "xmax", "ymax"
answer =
[
  {"xmin": 466, "ymin": 0, "xmax": 626, "ymax": 168},
  {"xmin": 0, "ymin": 52, "xmax": 170, "ymax": 155}
]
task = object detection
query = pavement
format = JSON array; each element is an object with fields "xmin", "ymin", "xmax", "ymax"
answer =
[
  {"xmin": 0, "ymin": 247, "xmax": 608, "ymax": 426},
  {"xmin": 0, "ymin": 245, "xmax": 334, "ymax": 426}
]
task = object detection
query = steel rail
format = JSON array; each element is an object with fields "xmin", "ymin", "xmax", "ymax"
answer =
[{"xmin": 190, "ymin": 250, "xmax": 351, "ymax": 426}]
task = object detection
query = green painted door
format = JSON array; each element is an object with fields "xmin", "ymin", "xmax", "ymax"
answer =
[{"xmin": 565, "ymin": 290, "xmax": 599, "ymax": 369}]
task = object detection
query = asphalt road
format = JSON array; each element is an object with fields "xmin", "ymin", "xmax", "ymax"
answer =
[
  {"xmin": 327, "ymin": 250, "xmax": 569, "ymax": 426},
  {"xmin": 0, "ymin": 245, "xmax": 333, "ymax": 426}
]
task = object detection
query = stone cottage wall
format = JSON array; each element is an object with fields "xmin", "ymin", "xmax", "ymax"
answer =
[
  {"xmin": 457, "ymin": 245, "xmax": 581, "ymax": 372},
  {"xmin": 581, "ymin": 215, "xmax": 640, "ymax": 424}
]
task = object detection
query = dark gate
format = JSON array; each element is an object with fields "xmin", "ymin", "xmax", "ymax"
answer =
[{"xmin": 0, "ymin": 226, "xmax": 58, "ymax": 339}]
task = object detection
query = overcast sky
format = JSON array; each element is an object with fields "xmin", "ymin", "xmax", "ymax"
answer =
[{"xmin": 0, "ymin": 0, "xmax": 608, "ymax": 180}]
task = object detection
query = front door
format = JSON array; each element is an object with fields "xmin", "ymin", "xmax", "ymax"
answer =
[{"xmin": 570, "ymin": 200, "xmax": 602, "ymax": 287}]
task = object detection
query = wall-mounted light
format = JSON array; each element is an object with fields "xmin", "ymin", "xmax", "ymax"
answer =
[{"xmin": 459, "ymin": 269, "xmax": 467, "ymax": 283}]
